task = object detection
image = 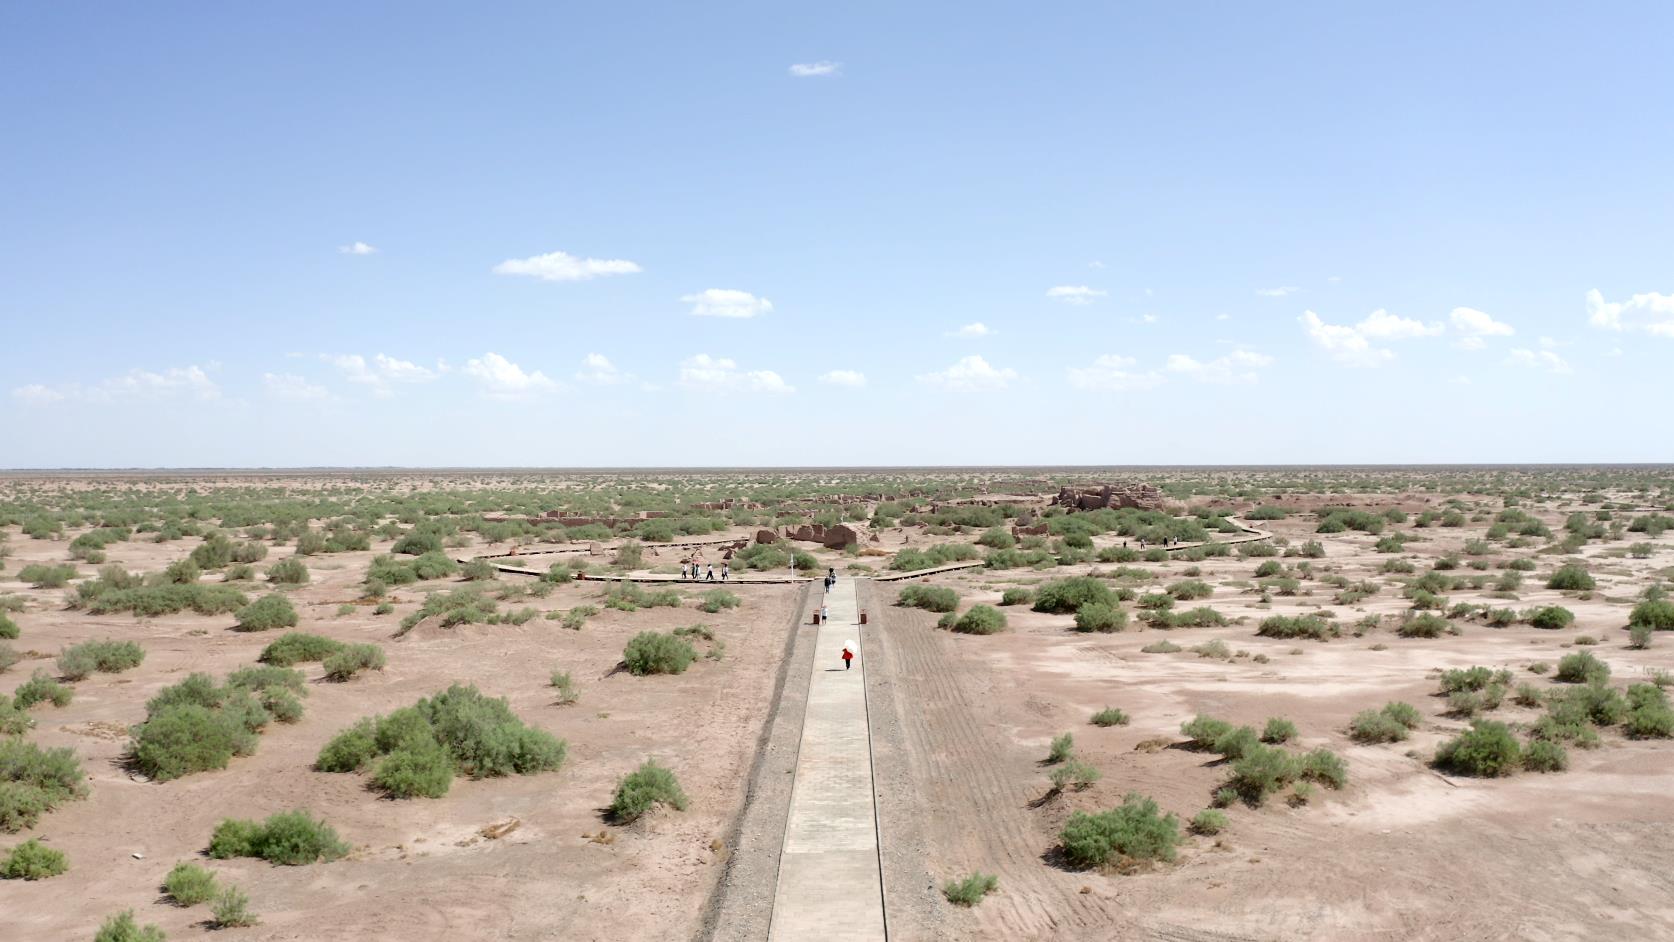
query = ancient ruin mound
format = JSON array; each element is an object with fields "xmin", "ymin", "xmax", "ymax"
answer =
[{"xmin": 1053, "ymin": 482, "xmax": 1165, "ymax": 512}]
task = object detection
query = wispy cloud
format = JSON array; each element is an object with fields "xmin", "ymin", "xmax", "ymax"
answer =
[
  {"xmin": 1507, "ymin": 348, "xmax": 1572, "ymax": 374},
  {"xmin": 789, "ymin": 61, "xmax": 841, "ymax": 77},
  {"xmin": 1166, "ymin": 350, "xmax": 1274, "ymax": 384},
  {"xmin": 263, "ymin": 373, "xmax": 329, "ymax": 401},
  {"xmin": 1066, "ymin": 355, "xmax": 1163, "ymax": 392},
  {"xmin": 1450, "ymin": 306, "xmax": 1515, "ymax": 340},
  {"xmin": 682, "ymin": 288, "xmax": 773, "ymax": 319},
  {"xmin": 949, "ymin": 322, "xmax": 993, "ymax": 338},
  {"xmin": 1046, "ymin": 285, "xmax": 1107, "ymax": 305},
  {"xmin": 493, "ymin": 249, "xmax": 642, "ymax": 282},
  {"xmin": 818, "ymin": 369, "xmax": 867, "ymax": 388},
  {"xmin": 11, "ymin": 364, "xmax": 221, "ymax": 405},
  {"xmin": 322, "ymin": 353, "xmax": 439, "ymax": 398},
  {"xmin": 916, "ymin": 355, "xmax": 1018, "ymax": 392},
  {"xmin": 338, "ymin": 241, "xmax": 377, "ymax": 255},
  {"xmin": 1587, "ymin": 289, "xmax": 1674, "ymax": 336},
  {"xmin": 576, "ymin": 353, "xmax": 629, "ymax": 385},
  {"xmin": 1256, "ymin": 286, "xmax": 1299, "ymax": 297},
  {"xmin": 1299, "ymin": 309, "xmax": 1441, "ymax": 367},
  {"xmin": 464, "ymin": 352, "xmax": 558, "ymax": 399},
  {"xmin": 678, "ymin": 354, "xmax": 793, "ymax": 394}
]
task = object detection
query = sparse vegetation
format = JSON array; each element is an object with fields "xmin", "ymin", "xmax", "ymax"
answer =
[
  {"xmin": 1060, "ymin": 793, "xmax": 1181, "ymax": 869},
  {"xmin": 943, "ymin": 871, "xmax": 1000, "ymax": 906},
  {"xmin": 208, "ymin": 810, "xmax": 348, "ymax": 864},
  {"xmin": 610, "ymin": 760, "xmax": 688, "ymax": 823}
]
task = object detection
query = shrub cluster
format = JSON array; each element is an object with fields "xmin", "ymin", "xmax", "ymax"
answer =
[
  {"xmin": 0, "ymin": 738, "xmax": 87, "ymax": 832},
  {"xmin": 698, "ymin": 589, "xmax": 740, "ymax": 613},
  {"xmin": 1434, "ymin": 720, "xmax": 1522, "ymax": 777},
  {"xmin": 1349, "ymin": 702, "xmax": 1423, "ymax": 743},
  {"xmin": 234, "ymin": 593, "xmax": 297, "ymax": 632},
  {"xmin": 896, "ymin": 584, "xmax": 958, "ymax": 613},
  {"xmin": 623, "ymin": 631, "xmax": 699, "ymax": 675},
  {"xmin": 129, "ymin": 670, "xmax": 306, "ymax": 781},
  {"xmin": 609, "ymin": 760, "xmax": 689, "ymax": 823},
  {"xmin": 1256, "ymin": 614, "xmax": 1337, "ymax": 641},
  {"xmin": 890, "ymin": 543, "xmax": 980, "ymax": 571},
  {"xmin": 943, "ymin": 871, "xmax": 999, "ymax": 906},
  {"xmin": 94, "ymin": 912, "xmax": 168, "ymax": 942},
  {"xmin": 1, "ymin": 837, "xmax": 68, "ymax": 880},
  {"xmin": 1060, "ymin": 793, "xmax": 1180, "ymax": 869},
  {"xmin": 1032, "ymin": 577, "xmax": 1114, "ymax": 615},
  {"xmin": 57, "ymin": 639, "xmax": 145, "ymax": 680},
  {"xmin": 208, "ymin": 810, "xmax": 348, "ymax": 865},
  {"xmin": 941, "ymin": 605, "xmax": 1006, "ymax": 635},
  {"xmin": 316, "ymin": 684, "xmax": 564, "ymax": 798}
]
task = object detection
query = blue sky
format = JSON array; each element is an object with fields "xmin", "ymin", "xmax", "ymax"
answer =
[{"xmin": 3, "ymin": 2, "xmax": 1671, "ymax": 467}]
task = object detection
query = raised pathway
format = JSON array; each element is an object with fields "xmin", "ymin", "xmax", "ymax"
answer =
[{"xmin": 768, "ymin": 577, "xmax": 887, "ymax": 941}]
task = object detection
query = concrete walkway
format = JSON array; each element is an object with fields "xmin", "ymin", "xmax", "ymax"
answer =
[{"xmin": 768, "ymin": 578, "xmax": 886, "ymax": 941}]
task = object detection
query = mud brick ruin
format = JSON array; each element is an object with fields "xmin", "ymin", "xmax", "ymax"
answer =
[{"xmin": 1053, "ymin": 482, "xmax": 1165, "ymax": 512}]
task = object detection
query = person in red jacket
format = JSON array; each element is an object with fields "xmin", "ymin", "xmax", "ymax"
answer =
[{"xmin": 841, "ymin": 646, "xmax": 854, "ymax": 670}]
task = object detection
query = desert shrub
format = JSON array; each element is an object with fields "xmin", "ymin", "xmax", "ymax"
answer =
[
  {"xmin": 1190, "ymin": 809, "xmax": 1228, "ymax": 835},
  {"xmin": 18, "ymin": 564, "xmax": 77, "ymax": 588},
  {"xmin": 1140, "ymin": 639, "xmax": 1181, "ymax": 653},
  {"xmin": 550, "ymin": 670, "xmax": 579, "ymax": 705},
  {"xmin": 1434, "ymin": 720, "xmax": 1521, "ymax": 777},
  {"xmin": 83, "ymin": 582, "xmax": 249, "ymax": 617},
  {"xmin": 1397, "ymin": 614, "xmax": 1454, "ymax": 638},
  {"xmin": 1211, "ymin": 725, "xmax": 1261, "ymax": 760},
  {"xmin": 131, "ymin": 703, "xmax": 256, "ymax": 781},
  {"xmin": 1256, "ymin": 614, "xmax": 1336, "ymax": 641},
  {"xmin": 1060, "ymin": 793, "xmax": 1180, "ymax": 869},
  {"xmin": 1136, "ymin": 592, "xmax": 1175, "ymax": 611},
  {"xmin": 1624, "ymin": 683, "xmax": 1674, "ymax": 738},
  {"xmin": 0, "ymin": 697, "xmax": 29, "ymax": 736},
  {"xmin": 0, "ymin": 752, "xmax": 84, "ymax": 832},
  {"xmin": 1167, "ymin": 579, "xmax": 1213, "ymax": 601},
  {"xmin": 1254, "ymin": 560, "xmax": 1283, "ymax": 578},
  {"xmin": 998, "ymin": 588, "xmax": 1033, "ymax": 606},
  {"xmin": 1227, "ymin": 744, "xmax": 1299, "ymax": 804},
  {"xmin": 1261, "ymin": 717, "xmax": 1297, "ymax": 744},
  {"xmin": 164, "ymin": 860, "xmax": 218, "ymax": 905},
  {"xmin": 560, "ymin": 606, "xmax": 596, "ymax": 630},
  {"xmin": 56, "ymin": 639, "xmax": 144, "ymax": 680},
  {"xmin": 1629, "ymin": 599, "xmax": 1674, "ymax": 631},
  {"xmin": 1090, "ymin": 707, "xmax": 1129, "ymax": 727},
  {"xmin": 400, "ymin": 588, "xmax": 496, "ymax": 632},
  {"xmin": 94, "ymin": 911, "xmax": 168, "ymax": 942},
  {"xmin": 889, "ymin": 543, "xmax": 979, "ymax": 571},
  {"xmin": 1181, "ymin": 715, "xmax": 1233, "ymax": 750},
  {"xmin": 1382, "ymin": 558, "xmax": 1417, "ymax": 574},
  {"xmin": 1630, "ymin": 624, "xmax": 1653, "ymax": 649},
  {"xmin": 623, "ymin": 632, "xmax": 698, "ymax": 675},
  {"xmin": 943, "ymin": 872, "xmax": 999, "ymax": 906},
  {"xmin": 208, "ymin": 810, "xmax": 348, "ymax": 865},
  {"xmin": 1546, "ymin": 564, "xmax": 1595, "ymax": 591},
  {"xmin": 312, "ymin": 719, "xmax": 378, "ymax": 773},
  {"xmin": 1439, "ymin": 666, "xmax": 1509, "ymax": 694},
  {"xmin": 211, "ymin": 884, "xmax": 256, "ymax": 928},
  {"xmin": 13, "ymin": 670, "xmax": 72, "ymax": 709},
  {"xmin": 977, "ymin": 527, "xmax": 1016, "ymax": 549},
  {"xmin": 1297, "ymin": 747, "xmax": 1348, "ymax": 788},
  {"xmin": 1, "ymin": 837, "xmax": 67, "ymax": 880},
  {"xmin": 1072, "ymin": 602, "xmax": 1126, "ymax": 633},
  {"xmin": 1047, "ymin": 759, "xmax": 1101, "ymax": 792},
  {"xmin": 1349, "ymin": 707, "xmax": 1410, "ymax": 743},
  {"xmin": 948, "ymin": 605, "xmax": 1006, "ymax": 635},
  {"xmin": 698, "ymin": 589, "xmax": 740, "ymax": 613},
  {"xmin": 265, "ymin": 557, "xmax": 310, "ymax": 585},
  {"xmin": 1047, "ymin": 732, "xmax": 1075, "ymax": 763},
  {"xmin": 234, "ymin": 593, "xmax": 297, "ymax": 632},
  {"xmin": 0, "ymin": 613, "xmax": 16, "ymax": 640},
  {"xmin": 1527, "ymin": 605, "xmax": 1574, "ymax": 630},
  {"xmin": 1032, "ymin": 576, "xmax": 1114, "ymax": 614},
  {"xmin": 896, "ymin": 585, "xmax": 958, "ymax": 613},
  {"xmin": 1523, "ymin": 739, "xmax": 1568, "ymax": 772},
  {"xmin": 1240, "ymin": 541, "xmax": 1279, "ymax": 557},
  {"xmin": 1555, "ymin": 651, "xmax": 1609, "ymax": 684},
  {"xmin": 610, "ymin": 760, "xmax": 689, "ymax": 823},
  {"xmin": 323, "ymin": 644, "xmax": 385, "ymax": 681},
  {"xmin": 259, "ymin": 632, "xmax": 345, "ymax": 666},
  {"xmin": 461, "ymin": 559, "xmax": 497, "ymax": 581}
]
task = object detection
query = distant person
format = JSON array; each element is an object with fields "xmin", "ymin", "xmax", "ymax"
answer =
[
  {"xmin": 821, "ymin": 603, "xmax": 829, "ymax": 622},
  {"xmin": 705, "ymin": 564, "xmax": 715, "ymax": 581},
  {"xmin": 721, "ymin": 563, "xmax": 730, "ymax": 581},
  {"xmin": 841, "ymin": 645, "xmax": 853, "ymax": 670},
  {"xmin": 681, "ymin": 563, "xmax": 689, "ymax": 580},
  {"xmin": 828, "ymin": 567, "xmax": 837, "ymax": 583}
]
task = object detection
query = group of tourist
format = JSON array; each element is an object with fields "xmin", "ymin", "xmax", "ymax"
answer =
[{"xmin": 682, "ymin": 559, "xmax": 728, "ymax": 581}]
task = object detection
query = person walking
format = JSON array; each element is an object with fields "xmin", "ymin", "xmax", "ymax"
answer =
[
  {"xmin": 828, "ymin": 567, "xmax": 836, "ymax": 584},
  {"xmin": 705, "ymin": 564, "xmax": 715, "ymax": 582},
  {"xmin": 841, "ymin": 644, "xmax": 853, "ymax": 670},
  {"xmin": 721, "ymin": 563, "xmax": 729, "ymax": 582},
  {"xmin": 820, "ymin": 602, "xmax": 829, "ymax": 623},
  {"xmin": 681, "ymin": 562, "xmax": 689, "ymax": 580}
]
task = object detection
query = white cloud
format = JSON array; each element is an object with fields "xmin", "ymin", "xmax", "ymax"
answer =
[
  {"xmin": 493, "ymin": 249, "xmax": 642, "ymax": 283},
  {"xmin": 1140, "ymin": 313, "xmax": 1159, "ymax": 324},
  {"xmin": 789, "ymin": 61, "xmax": 841, "ymax": 77},
  {"xmin": 1538, "ymin": 336, "xmax": 1561, "ymax": 349},
  {"xmin": 11, "ymin": 365, "xmax": 220, "ymax": 404},
  {"xmin": 949, "ymin": 322, "xmax": 992, "ymax": 338},
  {"xmin": 1256, "ymin": 286, "xmax": 1299, "ymax": 297},
  {"xmin": 1066, "ymin": 355, "xmax": 1164, "ymax": 392},
  {"xmin": 678, "ymin": 354, "xmax": 793, "ymax": 394},
  {"xmin": 818, "ymin": 369, "xmax": 867, "ymax": 387},
  {"xmin": 1299, "ymin": 311, "xmax": 1396, "ymax": 367},
  {"xmin": 1587, "ymin": 289, "xmax": 1674, "ymax": 336},
  {"xmin": 323, "ymin": 353, "xmax": 439, "ymax": 397},
  {"xmin": 1166, "ymin": 350, "xmax": 1274, "ymax": 385},
  {"xmin": 682, "ymin": 288, "xmax": 773, "ymax": 319},
  {"xmin": 1088, "ymin": 260, "xmax": 1106, "ymax": 269},
  {"xmin": 1449, "ymin": 375, "xmax": 1473, "ymax": 386},
  {"xmin": 576, "ymin": 353, "xmax": 629, "ymax": 385},
  {"xmin": 1046, "ymin": 285, "xmax": 1107, "ymax": 305},
  {"xmin": 1215, "ymin": 313, "xmax": 1231, "ymax": 321},
  {"xmin": 464, "ymin": 352, "xmax": 558, "ymax": 399},
  {"xmin": 262, "ymin": 373, "xmax": 329, "ymax": 401},
  {"xmin": 338, "ymin": 241, "xmax": 377, "ymax": 255},
  {"xmin": 916, "ymin": 355, "xmax": 1018, "ymax": 392},
  {"xmin": 1356, "ymin": 309, "xmax": 1444, "ymax": 340},
  {"xmin": 1449, "ymin": 306, "xmax": 1515, "ymax": 345},
  {"xmin": 1507, "ymin": 348, "xmax": 1572, "ymax": 374}
]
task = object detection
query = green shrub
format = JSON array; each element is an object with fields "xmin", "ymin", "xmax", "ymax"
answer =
[
  {"xmin": 1047, "ymin": 758, "xmax": 1101, "ymax": 792},
  {"xmin": 266, "ymin": 557, "xmax": 310, "ymax": 585},
  {"xmin": 1047, "ymin": 732, "xmax": 1074, "ymax": 763},
  {"xmin": 258, "ymin": 632, "xmax": 345, "ymax": 666},
  {"xmin": 1546, "ymin": 564, "xmax": 1595, "ymax": 591},
  {"xmin": 1523, "ymin": 739, "xmax": 1569, "ymax": 772},
  {"xmin": 1527, "ymin": 606, "xmax": 1574, "ymax": 630},
  {"xmin": 211, "ymin": 884, "xmax": 256, "ymax": 928},
  {"xmin": 18, "ymin": 564, "xmax": 77, "ymax": 588},
  {"xmin": 234, "ymin": 593, "xmax": 297, "ymax": 632},
  {"xmin": 1060, "ymin": 793, "xmax": 1181, "ymax": 869},
  {"xmin": 0, "ymin": 739, "xmax": 86, "ymax": 832},
  {"xmin": 1032, "ymin": 577, "xmax": 1114, "ymax": 614},
  {"xmin": 1261, "ymin": 717, "xmax": 1297, "ymax": 744},
  {"xmin": 1439, "ymin": 666, "xmax": 1509, "ymax": 694},
  {"xmin": 372, "ymin": 738, "xmax": 456, "ymax": 798},
  {"xmin": 1227, "ymin": 744, "xmax": 1299, "ymax": 804},
  {"xmin": 1555, "ymin": 651, "xmax": 1609, "ymax": 684},
  {"xmin": 896, "ymin": 584, "xmax": 958, "ymax": 613},
  {"xmin": 551, "ymin": 670, "xmax": 579, "ymax": 705},
  {"xmin": 998, "ymin": 588, "xmax": 1033, "ymax": 606},
  {"xmin": 56, "ymin": 639, "xmax": 144, "ymax": 680},
  {"xmin": 947, "ymin": 604, "xmax": 1006, "ymax": 634},
  {"xmin": 1434, "ymin": 720, "xmax": 1522, "ymax": 777},
  {"xmin": 13, "ymin": 670, "xmax": 72, "ymax": 709},
  {"xmin": 163, "ymin": 860, "xmax": 218, "ymax": 905},
  {"xmin": 1, "ymin": 837, "xmax": 67, "ymax": 880},
  {"xmin": 1256, "ymin": 614, "xmax": 1337, "ymax": 641},
  {"xmin": 623, "ymin": 632, "xmax": 698, "ymax": 675},
  {"xmin": 610, "ymin": 760, "xmax": 689, "ymax": 823},
  {"xmin": 83, "ymin": 583, "xmax": 248, "ymax": 617},
  {"xmin": 94, "ymin": 911, "xmax": 167, "ymax": 942},
  {"xmin": 1397, "ymin": 614, "xmax": 1454, "ymax": 638},
  {"xmin": 1072, "ymin": 602, "xmax": 1126, "ymax": 633},
  {"xmin": 1090, "ymin": 707, "xmax": 1129, "ymax": 727},
  {"xmin": 942, "ymin": 871, "xmax": 999, "ymax": 906},
  {"xmin": 131, "ymin": 704, "xmax": 256, "ymax": 781},
  {"xmin": 315, "ymin": 719, "xmax": 377, "ymax": 773},
  {"xmin": 1630, "ymin": 624, "xmax": 1653, "ymax": 649},
  {"xmin": 1211, "ymin": 726, "xmax": 1261, "ymax": 760},
  {"xmin": 0, "ymin": 697, "xmax": 29, "ymax": 737},
  {"xmin": 1167, "ymin": 579, "xmax": 1213, "ymax": 601},
  {"xmin": 1297, "ymin": 748, "xmax": 1347, "ymax": 788},
  {"xmin": 698, "ymin": 589, "xmax": 740, "ymax": 613},
  {"xmin": 1190, "ymin": 809, "xmax": 1228, "ymax": 835},
  {"xmin": 1181, "ymin": 715, "xmax": 1233, "ymax": 750},
  {"xmin": 208, "ymin": 810, "xmax": 348, "ymax": 865},
  {"xmin": 322, "ymin": 644, "xmax": 385, "ymax": 682},
  {"xmin": 1140, "ymin": 639, "xmax": 1181, "ymax": 653},
  {"xmin": 1625, "ymin": 683, "xmax": 1674, "ymax": 738},
  {"xmin": 0, "ymin": 613, "xmax": 16, "ymax": 640},
  {"xmin": 1629, "ymin": 599, "xmax": 1674, "ymax": 631},
  {"xmin": 399, "ymin": 587, "xmax": 496, "ymax": 632}
]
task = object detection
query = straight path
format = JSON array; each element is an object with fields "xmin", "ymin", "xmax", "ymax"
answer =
[{"xmin": 768, "ymin": 578, "xmax": 886, "ymax": 941}]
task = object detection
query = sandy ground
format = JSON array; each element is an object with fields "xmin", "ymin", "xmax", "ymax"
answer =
[
  {"xmin": 861, "ymin": 509, "xmax": 1674, "ymax": 941},
  {"xmin": 1, "ymin": 533, "xmax": 802, "ymax": 941}
]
